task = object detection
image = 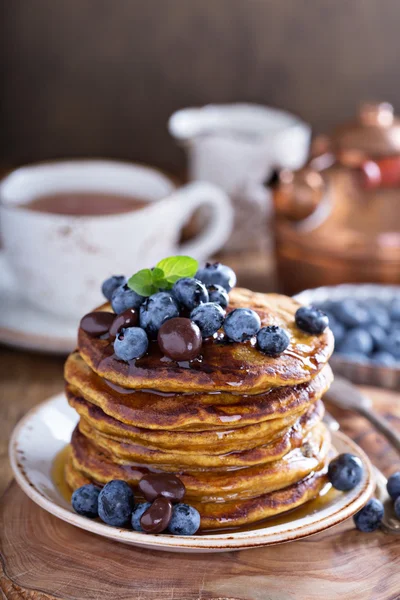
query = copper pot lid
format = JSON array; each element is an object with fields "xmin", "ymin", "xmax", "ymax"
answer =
[{"xmin": 330, "ymin": 102, "xmax": 400, "ymax": 158}]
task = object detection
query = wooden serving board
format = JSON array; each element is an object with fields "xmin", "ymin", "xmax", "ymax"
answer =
[{"xmin": 1, "ymin": 386, "xmax": 400, "ymax": 600}]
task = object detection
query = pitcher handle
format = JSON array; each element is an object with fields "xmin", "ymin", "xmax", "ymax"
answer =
[{"xmin": 173, "ymin": 182, "xmax": 233, "ymax": 261}]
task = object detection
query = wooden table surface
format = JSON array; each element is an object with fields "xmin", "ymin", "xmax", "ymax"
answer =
[{"xmin": 1, "ymin": 343, "xmax": 400, "ymax": 600}]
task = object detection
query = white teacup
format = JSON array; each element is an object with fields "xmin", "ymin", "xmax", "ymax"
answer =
[{"xmin": 0, "ymin": 160, "xmax": 233, "ymax": 321}]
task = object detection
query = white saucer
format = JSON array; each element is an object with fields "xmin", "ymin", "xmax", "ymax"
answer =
[
  {"xmin": 0, "ymin": 254, "xmax": 77, "ymax": 354},
  {"xmin": 9, "ymin": 392, "xmax": 375, "ymax": 553}
]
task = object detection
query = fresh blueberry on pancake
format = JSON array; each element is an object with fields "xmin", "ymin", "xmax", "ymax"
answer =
[
  {"xmin": 257, "ymin": 325, "xmax": 290, "ymax": 357},
  {"xmin": 71, "ymin": 484, "xmax": 100, "ymax": 518},
  {"xmin": 224, "ymin": 307, "xmax": 261, "ymax": 342},
  {"xmin": 108, "ymin": 307, "xmax": 138, "ymax": 339},
  {"xmin": 131, "ymin": 502, "xmax": 152, "ymax": 532},
  {"xmin": 328, "ymin": 453, "xmax": 363, "ymax": 491},
  {"xmin": 80, "ymin": 312, "xmax": 115, "ymax": 337},
  {"xmin": 206, "ymin": 284, "xmax": 229, "ymax": 309},
  {"xmin": 387, "ymin": 471, "xmax": 400, "ymax": 500},
  {"xmin": 353, "ymin": 498, "xmax": 384, "ymax": 532},
  {"xmin": 295, "ymin": 306, "xmax": 329, "ymax": 335},
  {"xmin": 168, "ymin": 504, "xmax": 201, "ymax": 536},
  {"xmin": 158, "ymin": 317, "xmax": 202, "ymax": 361},
  {"xmin": 196, "ymin": 262, "xmax": 237, "ymax": 292},
  {"xmin": 172, "ymin": 277, "xmax": 208, "ymax": 312},
  {"xmin": 190, "ymin": 302, "xmax": 225, "ymax": 338},
  {"xmin": 101, "ymin": 275, "xmax": 126, "ymax": 301},
  {"xmin": 111, "ymin": 283, "xmax": 145, "ymax": 314},
  {"xmin": 114, "ymin": 327, "xmax": 149, "ymax": 361},
  {"xmin": 139, "ymin": 292, "xmax": 180, "ymax": 339},
  {"xmin": 98, "ymin": 480, "xmax": 135, "ymax": 527}
]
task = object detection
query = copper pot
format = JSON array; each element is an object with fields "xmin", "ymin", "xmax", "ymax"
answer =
[{"xmin": 271, "ymin": 102, "xmax": 400, "ymax": 295}]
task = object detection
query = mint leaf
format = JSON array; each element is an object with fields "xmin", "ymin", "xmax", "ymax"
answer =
[
  {"xmin": 127, "ymin": 256, "xmax": 198, "ymax": 297},
  {"xmin": 127, "ymin": 268, "xmax": 158, "ymax": 296},
  {"xmin": 151, "ymin": 267, "xmax": 169, "ymax": 290},
  {"xmin": 156, "ymin": 256, "xmax": 198, "ymax": 284}
]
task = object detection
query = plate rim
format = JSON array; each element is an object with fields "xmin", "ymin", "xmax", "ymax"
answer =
[{"xmin": 9, "ymin": 392, "xmax": 375, "ymax": 551}]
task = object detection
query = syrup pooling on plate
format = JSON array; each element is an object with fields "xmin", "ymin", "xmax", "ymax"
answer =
[{"xmin": 52, "ymin": 444, "xmax": 339, "ymax": 534}]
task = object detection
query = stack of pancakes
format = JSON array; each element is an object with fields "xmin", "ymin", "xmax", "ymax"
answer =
[{"xmin": 64, "ymin": 288, "xmax": 334, "ymax": 530}]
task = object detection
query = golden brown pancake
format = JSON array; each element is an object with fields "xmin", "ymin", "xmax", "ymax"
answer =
[
  {"xmin": 65, "ymin": 351, "xmax": 333, "ymax": 431},
  {"xmin": 77, "ymin": 288, "xmax": 334, "ymax": 393},
  {"xmin": 63, "ymin": 286, "xmax": 335, "ymax": 531},
  {"xmin": 69, "ymin": 423, "xmax": 330, "ymax": 503},
  {"xmin": 70, "ymin": 395, "xmax": 324, "ymax": 465},
  {"xmin": 65, "ymin": 448, "xmax": 331, "ymax": 530}
]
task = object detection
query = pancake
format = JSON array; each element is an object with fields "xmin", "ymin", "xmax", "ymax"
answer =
[
  {"xmin": 65, "ymin": 351, "xmax": 333, "ymax": 431},
  {"xmin": 71, "ymin": 395, "xmax": 324, "ymax": 465},
  {"xmin": 77, "ymin": 288, "xmax": 334, "ymax": 393},
  {"xmin": 63, "ymin": 284, "xmax": 335, "ymax": 531},
  {"xmin": 77, "ymin": 406, "xmax": 323, "ymax": 469},
  {"xmin": 69, "ymin": 423, "xmax": 330, "ymax": 502},
  {"xmin": 65, "ymin": 449, "xmax": 330, "ymax": 530}
]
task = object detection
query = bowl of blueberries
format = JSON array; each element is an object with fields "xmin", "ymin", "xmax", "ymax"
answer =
[{"xmin": 295, "ymin": 284, "xmax": 400, "ymax": 390}]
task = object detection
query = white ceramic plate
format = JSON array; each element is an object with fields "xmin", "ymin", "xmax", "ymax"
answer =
[
  {"xmin": 9, "ymin": 393, "xmax": 374, "ymax": 553},
  {"xmin": 0, "ymin": 254, "xmax": 77, "ymax": 354}
]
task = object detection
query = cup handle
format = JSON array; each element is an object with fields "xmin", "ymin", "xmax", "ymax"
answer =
[{"xmin": 172, "ymin": 181, "xmax": 234, "ymax": 261}]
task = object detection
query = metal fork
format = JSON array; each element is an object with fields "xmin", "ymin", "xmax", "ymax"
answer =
[{"xmin": 323, "ymin": 411, "xmax": 400, "ymax": 534}]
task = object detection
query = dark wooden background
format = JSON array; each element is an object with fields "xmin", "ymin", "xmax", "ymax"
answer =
[{"xmin": 2, "ymin": 0, "xmax": 400, "ymax": 173}]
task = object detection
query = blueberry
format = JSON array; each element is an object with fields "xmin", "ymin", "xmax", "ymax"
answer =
[
  {"xmin": 190, "ymin": 302, "xmax": 225, "ymax": 338},
  {"xmin": 139, "ymin": 292, "xmax": 180, "ymax": 339},
  {"xmin": 223, "ymin": 308, "xmax": 261, "ymax": 342},
  {"xmin": 172, "ymin": 278, "xmax": 208, "ymax": 312},
  {"xmin": 131, "ymin": 502, "xmax": 152, "ymax": 531},
  {"xmin": 395, "ymin": 496, "xmax": 400, "ymax": 520},
  {"xmin": 371, "ymin": 351, "xmax": 397, "ymax": 367},
  {"xmin": 380, "ymin": 330, "xmax": 400, "ymax": 359},
  {"xmin": 331, "ymin": 299, "xmax": 369, "ymax": 328},
  {"xmin": 98, "ymin": 480, "xmax": 135, "ymax": 527},
  {"xmin": 340, "ymin": 328, "xmax": 373, "ymax": 355},
  {"xmin": 338, "ymin": 351, "xmax": 368, "ymax": 363},
  {"xmin": 257, "ymin": 325, "xmax": 290, "ymax": 357},
  {"xmin": 387, "ymin": 472, "xmax": 400, "ymax": 500},
  {"xmin": 167, "ymin": 503, "xmax": 201, "ymax": 536},
  {"xmin": 101, "ymin": 275, "xmax": 126, "ymax": 301},
  {"xmin": 390, "ymin": 298, "xmax": 400, "ymax": 321},
  {"xmin": 368, "ymin": 305, "xmax": 390, "ymax": 330},
  {"xmin": 114, "ymin": 327, "xmax": 149, "ymax": 361},
  {"xmin": 328, "ymin": 453, "xmax": 364, "ymax": 491},
  {"xmin": 329, "ymin": 317, "xmax": 346, "ymax": 347},
  {"xmin": 295, "ymin": 306, "xmax": 329, "ymax": 335},
  {"xmin": 71, "ymin": 484, "xmax": 100, "ymax": 518},
  {"xmin": 196, "ymin": 262, "xmax": 237, "ymax": 292},
  {"xmin": 353, "ymin": 498, "xmax": 384, "ymax": 532},
  {"xmin": 207, "ymin": 284, "xmax": 229, "ymax": 310},
  {"xmin": 111, "ymin": 284, "xmax": 145, "ymax": 314},
  {"xmin": 364, "ymin": 324, "xmax": 386, "ymax": 350},
  {"xmin": 317, "ymin": 300, "xmax": 335, "ymax": 314}
]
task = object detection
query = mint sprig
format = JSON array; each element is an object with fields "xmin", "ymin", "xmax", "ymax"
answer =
[{"xmin": 127, "ymin": 255, "xmax": 198, "ymax": 297}]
